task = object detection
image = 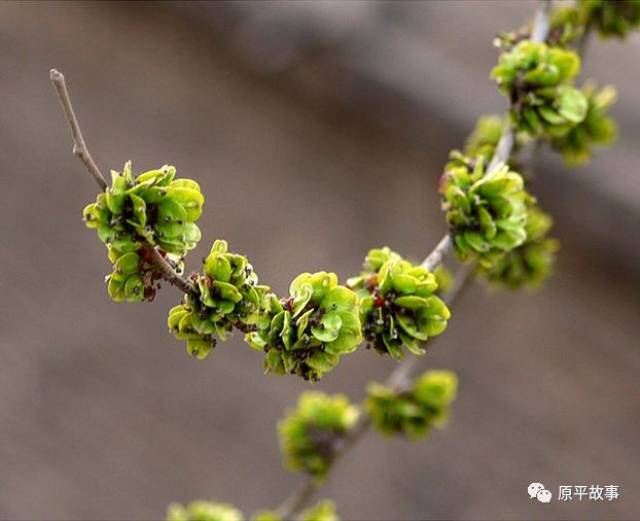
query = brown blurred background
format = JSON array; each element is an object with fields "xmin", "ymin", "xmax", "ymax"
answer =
[{"xmin": 0, "ymin": 1, "xmax": 639, "ymax": 520}]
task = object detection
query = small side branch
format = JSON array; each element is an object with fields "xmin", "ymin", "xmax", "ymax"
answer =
[
  {"xmin": 148, "ymin": 247, "xmax": 195, "ymax": 295},
  {"xmin": 530, "ymin": 0, "xmax": 551, "ymax": 43},
  {"xmin": 275, "ymin": 479, "xmax": 317, "ymax": 520},
  {"xmin": 50, "ymin": 69, "xmax": 107, "ymax": 191},
  {"xmin": 487, "ymin": 121, "xmax": 515, "ymax": 173}
]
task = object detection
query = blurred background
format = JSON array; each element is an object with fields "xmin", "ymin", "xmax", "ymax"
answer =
[{"xmin": 1, "ymin": 1, "xmax": 639, "ymax": 520}]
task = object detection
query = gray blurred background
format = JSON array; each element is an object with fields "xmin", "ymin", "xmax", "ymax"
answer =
[{"xmin": 1, "ymin": 1, "xmax": 639, "ymax": 520}]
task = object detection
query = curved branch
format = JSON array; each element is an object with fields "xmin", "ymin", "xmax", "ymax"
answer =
[
  {"xmin": 421, "ymin": 234, "xmax": 453, "ymax": 272},
  {"xmin": 275, "ymin": 2, "xmax": 554, "ymax": 517}
]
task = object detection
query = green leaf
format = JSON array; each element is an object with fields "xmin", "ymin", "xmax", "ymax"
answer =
[
  {"xmin": 394, "ymin": 295, "xmax": 429, "ymax": 310},
  {"xmin": 124, "ymin": 276, "xmax": 144, "ymax": 301},
  {"xmin": 214, "ymin": 281, "xmax": 243, "ymax": 303},
  {"xmin": 311, "ymin": 313, "xmax": 342, "ymax": 343},
  {"xmin": 157, "ymin": 198, "xmax": 187, "ymax": 224},
  {"xmin": 205, "ymin": 254, "xmax": 232, "ymax": 282},
  {"xmin": 186, "ymin": 338, "xmax": 213, "ymax": 360},
  {"xmin": 114, "ymin": 252, "xmax": 140, "ymax": 275},
  {"xmin": 557, "ymin": 86, "xmax": 588, "ymax": 123},
  {"xmin": 167, "ymin": 187, "xmax": 204, "ymax": 221}
]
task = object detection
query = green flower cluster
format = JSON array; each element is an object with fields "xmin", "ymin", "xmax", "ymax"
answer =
[
  {"xmin": 440, "ymin": 153, "xmax": 529, "ymax": 268},
  {"xmin": 347, "ymin": 248, "xmax": 450, "ymax": 359},
  {"xmin": 83, "ymin": 162, "xmax": 203, "ymax": 302},
  {"xmin": 579, "ymin": 0, "xmax": 640, "ymax": 38},
  {"xmin": 366, "ymin": 370, "xmax": 458, "ymax": 440},
  {"xmin": 551, "ymin": 83, "xmax": 617, "ymax": 165},
  {"xmin": 279, "ymin": 392, "xmax": 360, "ymax": 479},
  {"xmin": 168, "ymin": 240, "xmax": 269, "ymax": 360},
  {"xmin": 547, "ymin": 5, "xmax": 586, "ymax": 46},
  {"xmin": 167, "ymin": 501, "xmax": 243, "ymax": 521},
  {"xmin": 492, "ymin": 41, "xmax": 587, "ymax": 138},
  {"xmin": 479, "ymin": 205, "xmax": 559, "ymax": 289},
  {"xmin": 246, "ymin": 272, "xmax": 362, "ymax": 381},
  {"xmin": 252, "ymin": 501, "xmax": 339, "ymax": 521}
]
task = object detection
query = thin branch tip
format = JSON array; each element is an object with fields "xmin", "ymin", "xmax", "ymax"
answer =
[
  {"xmin": 50, "ymin": 68, "xmax": 63, "ymax": 82},
  {"xmin": 50, "ymin": 69, "xmax": 108, "ymax": 191}
]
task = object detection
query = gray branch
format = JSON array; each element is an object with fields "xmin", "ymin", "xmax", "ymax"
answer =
[
  {"xmin": 148, "ymin": 246, "xmax": 195, "ymax": 295},
  {"xmin": 275, "ymin": 1, "xmax": 553, "ymax": 517},
  {"xmin": 50, "ymin": 69, "xmax": 108, "ymax": 191}
]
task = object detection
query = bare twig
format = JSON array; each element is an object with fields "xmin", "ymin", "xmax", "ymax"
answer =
[
  {"xmin": 275, "ymin": 2, "xmax": 554, "ymax": 517},
  {"xmin": 487, "ymin": 122, "xmax": 516, "ymax": 174},
  {"xmin": 421, "ymin": 234, "xmax": 453, "ymax": 272},
  {"xmin": 50, "ymin": 69, "xmax": 194, "ymax": 295},
  {"xmin": 50, "ymin": 69, "xmax": 108, "ymax": 191},
  {"xmin": 577, "ymin": 20, "xmax": 593, "ymax": 61},
  {"xmin": 275, "ymin": 478, "xmax": 318, "ymax": 521},
  {"xmin": 530, "ymin": 0, "xmax": 551, "ymax": 43}
]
